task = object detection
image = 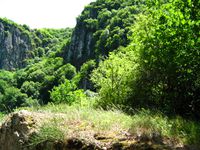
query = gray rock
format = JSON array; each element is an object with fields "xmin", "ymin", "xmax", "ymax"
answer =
[
  {"xmin": 0, "ymin": 110, "xmax": 36, "ymax": 150},
  {"xmin": 0, "ymin": 19, "xmax": 32, "ymax": 70}
]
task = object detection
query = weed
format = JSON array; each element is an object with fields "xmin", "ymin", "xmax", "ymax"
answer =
[{"xmin": 29, "ymin": 122, "xmax": 64, "ymax": 147}]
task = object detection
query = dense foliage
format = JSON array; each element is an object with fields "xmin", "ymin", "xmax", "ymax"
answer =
[
  {"xmin": 66, "ymin": 0, "xmax": 145, "ymax": 68},
  {"xmin": 0, "ymin": 0, "xmax": 200, "ymax": 121},
  {"xmin": 92, "ymin": 0, "xmax": 200, "ymax": 118},
  {"xmin": 128, "ymin": 0, "xmax": 200, "ymax": 117},
  {"xmin": 0, "ymin": 18, "xmax": 74, "ymax": 111}
]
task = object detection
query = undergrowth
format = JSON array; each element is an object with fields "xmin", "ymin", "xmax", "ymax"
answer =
[
  {"xmin": 29, "ymin": 122, "xmax": 64, "ymax": 147},
  {"xmin": 130, "ymin": 109, "xmax": 200, "ymax": 145},
  {"xmin": 0, "ymin": 112, "xmax": 5, "ymax": 123},
  {"xmin": 15, "ymin": 104, "xmax": 200, "ymax": 147}
]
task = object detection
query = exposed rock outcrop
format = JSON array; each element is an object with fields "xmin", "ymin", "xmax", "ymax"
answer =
[
  {"xmin": 0, "ymin": 110, "xmax": 197, "ymax": 150},
  {"xmin": 64, "ymin": 1, "xmax": 137, "ymax": 68},
  {"xmin": 65, "ymin": 23, "xmax": 95, "ymax": 68},
  {"xmin": 0, "ymin": 110, "xmax": 36, "ymax": 150},
  {"xmin": 0, "ymin": 19, "xmax": 33, "ymax": 70}
]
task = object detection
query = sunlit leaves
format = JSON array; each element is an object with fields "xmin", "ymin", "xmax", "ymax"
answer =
[
  {"xmin": 91, "ymin": 50, "xmax": 138, "ymax": 106},
  {"xmin": 128, "ymin": 0, "xmax": 200, "ymax": 116}
]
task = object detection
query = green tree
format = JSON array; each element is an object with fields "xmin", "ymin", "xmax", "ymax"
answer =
[
  {"xmin": 79, "ymin": 60, "xmax": 96, "ymax": 90},
  {"xmin": 21, "ymin": 81, "xmax": 40, "ymax": 99},
  {"xmin": 55, "ymin": 63, "xmax": 76, "ymax": 83},
  {"xmin": 91, "ymin": 50, "xmax": 137, "ymax": 107},
  {"xmin": 0, "ymin": 87, "xmax": 28, "ymax": 112},
  {"xmin": 50, "ymin": 79, "xmax": 85, "ymax": 105},
  {"xmin": 128, "ymin": 0, "xmax": 200, "ymax": 116}
]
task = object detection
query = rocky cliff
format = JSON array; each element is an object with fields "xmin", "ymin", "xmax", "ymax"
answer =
[
  {"xmin": 0, "ymin": 18, "xmax": 73, "ymax": 71},
  {"xmin": 0, "ymin": 18, "xmax": 33, "ymax": 70},
  {"xmin": 0, "ymin": 0, "xmax": 138, "ymax": 70},
  {"xmin": 66, "ymin": 23, "xmax": 94, "ymax": 68},
  {"xmin": 65, "ymin": 0, "xmax": 138, "ymax": 68}
]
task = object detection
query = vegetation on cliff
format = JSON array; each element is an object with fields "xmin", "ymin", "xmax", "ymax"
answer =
[{"xmin": 0, "ymin": 0, "xmax": 200, "ymax": 148}]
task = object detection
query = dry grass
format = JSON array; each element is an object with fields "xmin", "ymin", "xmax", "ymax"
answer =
[
  {"xmin": 14, "ymin": 104, "xmax": 200, "ymax": 148},
  {"xmin": 22, "ymin": 104, "xmax": 133, "ymax": 148}
]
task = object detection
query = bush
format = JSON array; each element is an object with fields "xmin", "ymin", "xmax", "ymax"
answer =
[
  {"xmin": 0, "ymin": 87, "xmax": 29, "ymax": 112},
  {"xmin": 50, "ymin": 79, "xmax": 86, "ymax": 105},
  {"xmin": 127, "ymin": 0, "xmax": 200, "ymax": 116},
  {"xmin": 91, "ymin": 50, "xmax": 138, "ymax": 107},
  {"xmin": 21, "ymin": 81, "xmax": 40, "ymax": 99}
]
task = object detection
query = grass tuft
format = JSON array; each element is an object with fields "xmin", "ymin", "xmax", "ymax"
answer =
[{"xmin": 29, "ymin": 122, "xmax": 64, "ymax": 147}]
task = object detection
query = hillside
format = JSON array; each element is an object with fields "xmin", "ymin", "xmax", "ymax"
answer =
[
  {"xmin": 0, "ymin": 18, "xmax": 73, "ymax": 70},
  {"xmin": 0, "ymin": 0, "xmax": 200, "ymax": 149},
  {"xmin": 65, "ymin": 0, "xmax": 139, "ymax": 67}
]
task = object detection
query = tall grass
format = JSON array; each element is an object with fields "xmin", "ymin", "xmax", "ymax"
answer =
[
  {"xmin": 15, "ymin": 104, "xmax": 200, "ymax": 147},
  {"xmin": 27, "ymin": 103, "xmax": 133, "ymax": 132},
  {"xmin": 130, "ymin": 109, "xmax": 200, "ymax": 145},
  {"xmin": 27, "ymin": 104, "xmax": 133, "ymax": 147},
  {"xmin": 29, "ymin": 124, "xmax": 64, "ymax": 147}
]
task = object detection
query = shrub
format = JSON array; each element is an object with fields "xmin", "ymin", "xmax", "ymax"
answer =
[
  {"xmin": 50, "ymin": 79, "xmax": 86, "ymax": 105},
  {"xmin": 0, "ymin": 87, "xmax": 28, "ymax": 112},
  {"xmin": 21, "ymin": 81, "xmax": 40, "ymax": 99},
  {"xmin": 91, "ymin": 50, "xmax": 138, "ymax": 107}
]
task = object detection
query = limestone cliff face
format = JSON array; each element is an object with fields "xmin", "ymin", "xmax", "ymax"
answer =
[
  {"xmin": 65, "ymin": 21, "xmax": 95, "ymax": 68},
  {"xmin": 65, "ymin": 1, "xmax": 103, "ymax": 68},
  {"xmin": 64, "ymin": 0, "xmax": 137, "ymax": 68},
  {"xmin": 0, "ymin": 19, "xmax": 32, "ymax": 70}
]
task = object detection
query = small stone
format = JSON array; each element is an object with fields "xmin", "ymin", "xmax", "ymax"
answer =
[{"xmin": 14, "ymin": 131, "xmax": 20, "ymax": 137}]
